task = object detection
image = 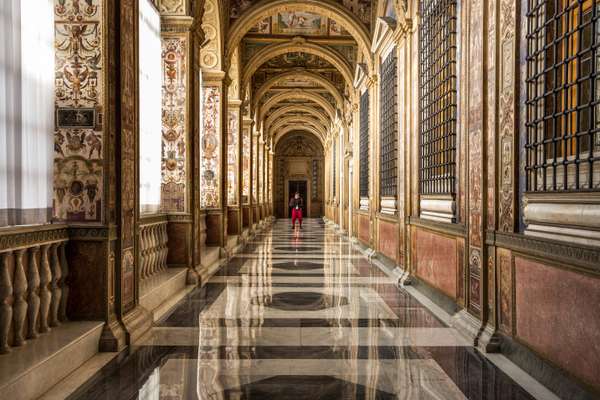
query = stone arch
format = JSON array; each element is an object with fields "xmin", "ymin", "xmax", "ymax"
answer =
[
  {"xmin": 199, "ymin": 0, "xmax": 224, "ymax": 71},
  {"xmin": 273, "ymin": 123, "xmax": 327, "ymax": 146},
  {"xmin": 265, "ymin": 105, "xmax": 331, "ymax": 135},
  {"xmin": 252, "ymin": 70, "xmax": 345, "ymax": 113},
  {"xmin": 241, "ymin": 38, "xmax": 354, "ymax": 91},
  {"xmin": 227, "ymin": 0, "xmax": 372, "ymax": 70},
  {"xmin": 269, "ymin": 115, "xmax": 329, "ymax": 140},
  {"xmin": 259, "ymin": 90, "xmax": 336, "ymax": 122}
]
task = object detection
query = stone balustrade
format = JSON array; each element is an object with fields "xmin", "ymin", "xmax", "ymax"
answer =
[
  {"xmin": 0, "ymin": 225, "xmax": 69, "ymax": 354},
  {"xmin": 139, "ymin": 218, "xmax": 168, "ymax": 280}
]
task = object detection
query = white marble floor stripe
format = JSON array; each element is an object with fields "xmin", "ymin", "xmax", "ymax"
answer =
[
  {"xmin": 141, "ymin": 327, "xmax": 471, "ymax": 347},
  {"xmin": 209, "ymin": 276, "xmax": 395, "ymax": 284}
]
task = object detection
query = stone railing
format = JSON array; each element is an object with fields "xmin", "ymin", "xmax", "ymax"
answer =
[
  {"xmin": 139, "ymin": 217, "xmax": 168, "ymax": 280},
  {"xmin": 0, "ymin": 225, "xmax": 69, "ymax": 354}
]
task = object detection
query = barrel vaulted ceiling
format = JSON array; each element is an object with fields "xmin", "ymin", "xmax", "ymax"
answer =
[{"xmin": 225, "ymin": 0, "xmax": 378, "ymax": 147}]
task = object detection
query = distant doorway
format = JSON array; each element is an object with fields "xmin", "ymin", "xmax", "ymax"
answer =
[{"xmin": 288, "ymin": 180, "xmax": 307, "ymax": 218}]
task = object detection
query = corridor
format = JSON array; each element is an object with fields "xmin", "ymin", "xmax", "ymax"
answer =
[{"xmin": 67, "ymin": 219, "xmax": 540, "ymax": 399}]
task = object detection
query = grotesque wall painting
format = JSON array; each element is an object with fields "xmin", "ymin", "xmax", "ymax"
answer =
[
  {"xmin": 242, "ymin": 128, "xmax": 251, "ymax": 202},
  {"xmin": 200, "ymin": 87, "xmax": 220, "ymax": 209},
  {"xmin": 54, "ymin": 0, "xmax": 103, "ymax": 222},
  {"xmin": 161, "ymin": 37, "xmax": 187, "ymax": 213},
  {"xmin": 227, "ymin": 111, "xmax": 238, "ymax": 205}
]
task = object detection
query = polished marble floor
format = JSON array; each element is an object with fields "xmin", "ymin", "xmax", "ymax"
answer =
[{"xmin": 68, "ymin": 219, "xmax": 541, "ymax": 399}]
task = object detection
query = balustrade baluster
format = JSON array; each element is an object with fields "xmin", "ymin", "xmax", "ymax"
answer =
[
  {"xmin": 12, "ymin": 249, "xmax": 28, "ymax": 346},
  {"xmin": 39, "ymin": 244, "xmax": 52, "ymax": 333},
  {"xmin": 150, "ymin": 225, "xmax": 158, "ymax": 276},
  {"xmin": 27, "ymin": 246, "xmax": 40, "ymax": 339},
  {"xmin": 141, "ymin": 227, "xmax": 149, "ymax": 279},
  {"xmin": 49, "ymin": 243, "xmax": 62, "ymax": 327},
  {"xmin": 0, "ymin": 252, "xmax": 13, "ymax": 353},
  {"xmin": 160, "ymin": 224, "xmax": 168, "ymax": 271},
  {"xmin": 59, "ymin": 242, "xmax": 69, "ymax": 322}
]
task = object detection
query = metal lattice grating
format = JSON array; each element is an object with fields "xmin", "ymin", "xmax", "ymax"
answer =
[
  {"xmin": 419, "ymin": 0, "xmax": 458, "ymax": 195},
  {"xmin": 525, "ymin": 0, "xmax": 600, "ymax": 191}
]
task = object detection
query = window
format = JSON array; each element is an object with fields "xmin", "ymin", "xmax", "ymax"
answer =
[
  {"xmin": 419, "ymin": 0, "xmax": 458, "ymax": 195},
  {"xmin": 525, "ymin": 0, "xmax": 600, "ymax": 191},
  {"xmin": 359, "ymin": 91, "xmax": 370, "ymax": 198},
  {"xmin": 0, "ymin": 1, "xmax": 54, "ymax": 226},
  {"xmin": 380, "ymin": 52, "xmax": 398, "ymax": 198},
  {"xmin": 139, "ymin": 0, "xmax": 162, "ymax": 212}
]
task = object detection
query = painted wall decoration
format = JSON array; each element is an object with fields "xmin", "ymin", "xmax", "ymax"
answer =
[
  {"xmin": 158, "ymin": 0, "xmax": 185, "ymax": 15},
  {"xmin": 200, "ymin": 86, "xmax": 221, "ymax": 209},
  {"xmin": 54, "ymin": 0, "xmax": 103, "ymax": 223},
  {"xmin": 161, "ymin": 37, "xmax": 187, "ymax": 213},
  {"xmin": 227, "ymin": 111, "xmax": 239, "ymax": 205},
  {"xmin": 229, "ymin": 0, "xmax": 372, "ymax": 30},
  {"xmin": 252, "ymin": 135, "xmax": 258, "ymax": 203},
  {"xmin": 262, "ymin": 52, "xmax": 333, "ymax": 70},
  {"xmin": 242, "ymin": 127, "xmax": 251, "ymax": 202},
  {"xmin": 274, "ymin": 12, "xmax": 327, "ymax": 35},
  {"xmin": 259, "ymin": 142, "xmax": 265, "ymax": 203},
  {"xmin": 329, "ymin": 19, "xmax": 350, "ymax": 36}
]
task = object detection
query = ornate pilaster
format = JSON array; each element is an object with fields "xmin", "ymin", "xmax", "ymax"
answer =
[
  {"xmin": 160, "ymin": 7, "xmax": 196, "ymax": 282},
  {"xmin": 227, "ymin": 100, "xmax": 243, "ymax": 236}
]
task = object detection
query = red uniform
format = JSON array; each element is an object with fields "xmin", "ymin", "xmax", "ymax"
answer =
[{"xmin": 289, "ymin": 197, "xmax": 304, "ymax": 227}]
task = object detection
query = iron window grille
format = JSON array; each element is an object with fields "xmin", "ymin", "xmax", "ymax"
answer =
[
  {"xmin": 360, "ymin": 91, "xmax": 370, "ymax": 198},
  {"xmin": 418, "ymin": 0, "xmax": 458, "ymax": 195},
  {"xmin": 525, "ymin": 0, "xmax": 600, "ymax": 192},
  {"xmin": 380, "ymin": 51, "xmax": 398, "ymax": 198}
]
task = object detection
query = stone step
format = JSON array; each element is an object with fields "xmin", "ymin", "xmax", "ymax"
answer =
[
  {"xmin": 140, "ymin": 268, "xmax": 189, "ymax": 322},
  {"xmin": 0, "ymin": 321, "xmax": 104, "ymax": 400}
]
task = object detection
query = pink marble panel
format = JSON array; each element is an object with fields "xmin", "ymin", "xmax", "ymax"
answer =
[
  {"xmin": 378, "ymin": 220, "xmax": 398, "ymax": 262},
  {"xmin": 515, "ymin": 257, "xmax": 600, "ymax": 390},
  {"xmin": 414, "ymin": 228, "xmax": 458, "ymax": 299},
  {"xmin": 358, "ymin": 214, "xmax": 370, "ymax": 245}
]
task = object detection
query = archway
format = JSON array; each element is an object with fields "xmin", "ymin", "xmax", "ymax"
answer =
[{"xmin": 273, "ymin": 131, "xmax": 325, "ymax": 218}]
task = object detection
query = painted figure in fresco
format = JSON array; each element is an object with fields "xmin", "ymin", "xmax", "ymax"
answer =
[{"xmin": 289, "ymin": 192, "xmax": 304, "ymax": 229}]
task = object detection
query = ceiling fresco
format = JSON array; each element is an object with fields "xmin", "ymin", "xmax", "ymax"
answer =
[{"xmin": 229, "ymin": 0, "xmax": 373, "ymax": 30}]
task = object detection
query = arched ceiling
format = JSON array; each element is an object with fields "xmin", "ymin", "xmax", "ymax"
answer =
[{"xmin": 227, "ymin": 0, "xmax": 376, "ymax": 145}]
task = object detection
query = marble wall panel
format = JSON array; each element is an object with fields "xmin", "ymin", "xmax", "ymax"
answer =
[
  {"xmin": 515, "ymin": 257, "xmax": 600, "ymax": 390},
  {"xmin": 161, "ymin": 37, "xmax": 187, "ymax": 213},
  {"xmin": 413, "ymin": 228, "xmax": 458, "ymax": 300},
  {"xmin": 358, "ymin": 213, "xmax": 370, "ymax": 245},
  {"xmin": 54, "ymin": 0, "xmax": 104, "ymax": 223},
  {"xmin": 378, "ymin": 220, "xmax": 398, "ymax": 262}
]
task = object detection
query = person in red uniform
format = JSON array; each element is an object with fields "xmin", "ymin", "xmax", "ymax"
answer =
[{"xmin": 289, "ymin": 192, "xmax": 304, "ymax": 229}]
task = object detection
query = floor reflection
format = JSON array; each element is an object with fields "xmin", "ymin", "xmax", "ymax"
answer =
[{"xmin": 68, "ymin": 219, "xmax": 537, "ymax": 400}]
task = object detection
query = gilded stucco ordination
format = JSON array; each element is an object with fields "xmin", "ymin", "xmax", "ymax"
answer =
[
  {"xmin": 227, "ymin": 111, "xmax": 239, "ymax": 205},
  {"xmin": 54, "ymin": 0, "xmax": 103, "ymax": 222},
  {"xmin": 161, "ymin": 37, "xmax": 188, "ymax": 212},
  {"xmin": 200, "ymin": 87, "xmax": 221, "ymax": 209}
]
